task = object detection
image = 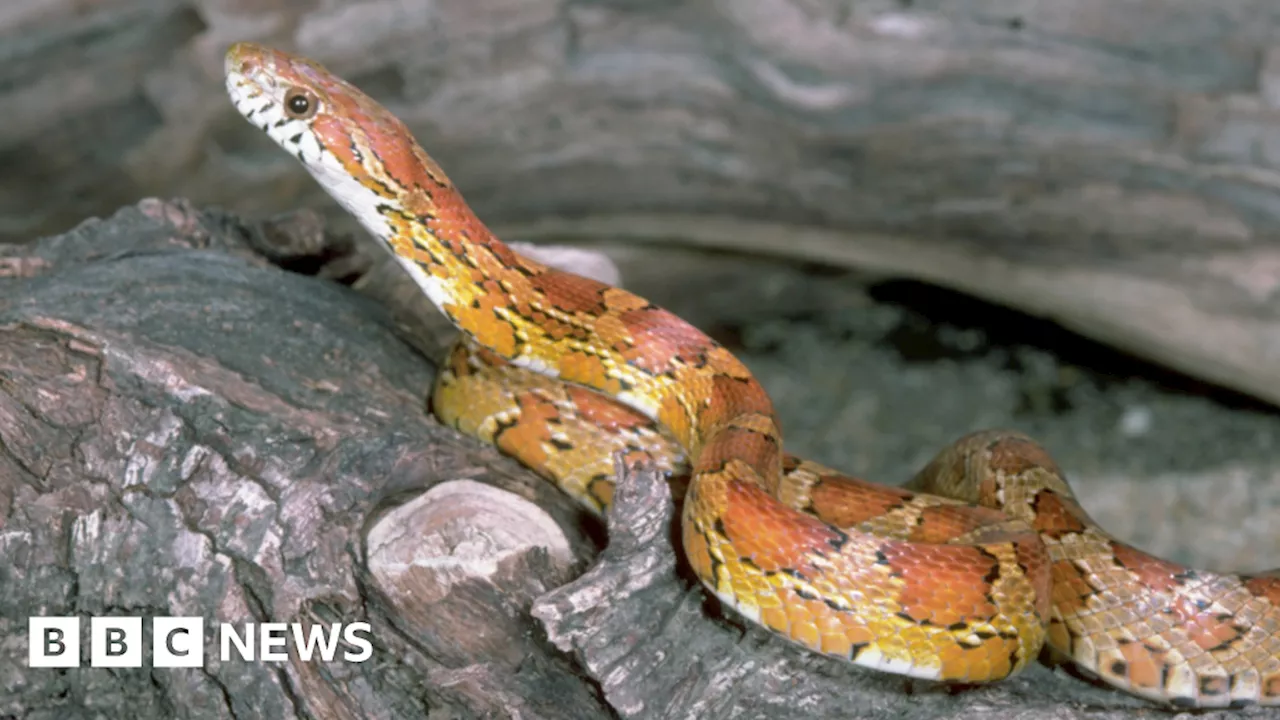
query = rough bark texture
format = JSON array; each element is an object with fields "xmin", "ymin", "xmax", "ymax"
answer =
[
  {"xmin": 0, "ymin": 201, "xmax": 609, "ymax": 719},
  {"xmin": 2, "ymin": 202, "xmax": 1272, "ymax": 719},
  {"xmin": 4, "ymin": 1, "xmax": 1280, "ymax": 409}
]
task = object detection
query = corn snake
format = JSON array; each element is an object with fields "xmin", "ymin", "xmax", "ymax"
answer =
[{"xmin": 224, "ymin": 42, "xmax": 1280, "ymax": 708}]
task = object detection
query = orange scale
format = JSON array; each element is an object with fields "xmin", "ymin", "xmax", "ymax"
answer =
[
  {"xmin": 892, "ymin": 558, "xmax": 998, "ymax": 626},
  {"xmin": 1187, "ymin": 615, "xmax": 1245, "ymax": 652},
  {"xmin": 984, "ymin": 646, "xmax": 1018, "ymax": 680},
  {"xmin": 895, "ymin": 624, "xmax": 936, "ymax": 652},
  {"xmin": 751, "ymin": 574, "xmax": 783, "ymax": 599},
  {"xmin": 936, "ymin": 643, "xmax": 983, "ymax": 680},
  {"xmin": 1264, "ymin": 673, "xmax": 1280, "ymax": 699},
  {"xmin": 840, "ymin": 623, "xmax": 877, "ymax": 650},
  {"xmin": 1049, "ymin": 560, "xmax": 1085, "ymax": 580},
  {"xmin": 557, "ymin": 352, "xmax": 614, "ymax": 393},
  {"xmin": 789, "ymin": 621, "xmax": 821, "ymax": 650},
  {"xmin": 565, "ymin": 386, "xmax": 652, "ymax": 431},
  {"xmin": 1115, "ymin": 641, "xmax": 1163, "ymax": 689},
  {"xmin": 784, "ymin": 592, "xmax": 821, "ymax": 618},
  {"xmin": 723, "ymin": 495, "xmax": 840, "ymax": 572},
  {"xmin": 723, "ymin": 560, "xmax": 761, "ymax": 590},
  {"xmin": 1110, "ymin": 543, "xmax": 1186, "ymax": 595},
  {"xmin": 806, "ymin": 476, "xmax": 913, "ymax": 527},
  {"xmin": 1245, "ymin": 576, "xmax": 1280, "ymax": 605},
  {"xmin": 921, "ymin": 505, "xmax": 1014, "ymax": 543},
  {"xmin": 752, "ymin": 579, "xmax": 786, "ymax": 605},
  {"xmin": 811, "ymin": 601, "xmax": 855, "ymax": 632},
  {"xmin": 760, "ymin": 605, "xmax": 790, "ymax": 634},
  {"xmin": 779, "ymin": 606, "xmax": 813, "ymax": 635},
  {"xmin": 1051, "ymin": 577, "xmax": 1092, "ymax": 605},
  {"xmin": 818, "ymin": 630, "xmax": 856, "ymax": 658}
]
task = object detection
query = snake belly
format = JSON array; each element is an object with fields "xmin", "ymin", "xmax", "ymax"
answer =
[{"xmin": 224, "ymin": 42, "xmax": 1280, "ymax": 708}]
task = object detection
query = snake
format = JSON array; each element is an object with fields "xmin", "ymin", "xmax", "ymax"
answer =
[{"xmin": 225, "ymin": 41, "xmax": 1280, "ymax": 709}]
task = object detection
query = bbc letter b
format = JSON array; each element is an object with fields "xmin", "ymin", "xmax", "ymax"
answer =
[
  {"xmin": 29, "ymin": 617, "xmax": 80, "ymax": 667},
  {"xmin": 91, "ymin": 617, "xmax": 143, "ymax": 668}
]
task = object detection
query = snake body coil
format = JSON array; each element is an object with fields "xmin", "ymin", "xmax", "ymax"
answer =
[{"xmin": 226, "ymin": 42, "xmax": 1280, "ymax": 708}]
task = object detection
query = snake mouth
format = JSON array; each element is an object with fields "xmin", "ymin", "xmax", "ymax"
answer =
[{"xmin": 223, "ymin": 42, "xmax": 286, "ymax": 129}]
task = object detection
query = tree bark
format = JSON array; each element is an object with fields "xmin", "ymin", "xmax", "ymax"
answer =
[
  {"xmin": 1, "ymin": 201, "xmax": 1263, "ymax": 719},
  {"xmin": 0, "ymin": 200, "xmax": 608, "ymax": 719}
]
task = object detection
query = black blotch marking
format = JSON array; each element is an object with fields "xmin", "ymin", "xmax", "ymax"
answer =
[
  {"xmin": 711, "ymin": 517, "xmax": 729, "ymax": 540},
  {"xmin": 849, "ymin": 642, "xmax": 871, "ymax": 662},
  {"xmin": 1199, "ymin": 675, "xmax": 1229, "ymax": 696},
  {"xmin": 1169, "ymin": 697, "xmax": 1197, "ymax": 709},
  {"xmin": 1228, "ymin": 699, "xmax": 1256, "ymax": 709},
  {"xmin": 977, "ymin": 546, "xmax": 1003, "ymax": 586},
  {"xmin": 489, "ymin": 414, "xmax": 520, "ymax": 445},
  {"xmin": 1206, "ymin": 629, "xmax": 1247, "ymax": 653},
  {"xmin": 725, "ymin": 420, "xmax": 781, "ymax": 448},
  {"xmin": 367, "ymin": 175, "xmax": 398, "ymax": 199},
  {"xmin": 824, "ymin": 527, "xmax": 849, "ymax": 553},
  {"xmin": 897, "ymin": 611, "xmax": 932, "ymax": 627},
  {"xmin": 548, "ymin": 437, "xmax": 574, "ymax": 452},
  {"xmin": 1007, "ymin": 647, "xmax": 1023, "ymax": 671},
  {"xmin": 792, "ymin": 585, "xmax": 820, "ymax": 602},
  {"xmin": 288, "ymin": 132, "xmax": 303, "ymax": 145},
  {"xmin": 1174, "ymin": 569, "xmax": 1202, "ymax": 584},
  {"xmin": 1110, "ymin": 659, "xmax": 1128, "ymax": 677},
  {"xmin": 773, "ymin": 571, "xmax": 844, "ymax": 609}
]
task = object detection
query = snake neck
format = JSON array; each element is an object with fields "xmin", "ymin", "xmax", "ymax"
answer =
[{"xmin": 372, "ymin": 195, "xmax": 786, "ymax": 493}]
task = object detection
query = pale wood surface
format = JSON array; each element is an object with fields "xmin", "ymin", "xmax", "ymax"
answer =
[{"xmin": 3, "ymin": 0, "xmax": 1280, "ymax": 405}]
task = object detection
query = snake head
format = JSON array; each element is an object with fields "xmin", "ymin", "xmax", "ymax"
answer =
[{"xmin": 225, "ymin": 42, "xmax": 455, "ymax": 240}]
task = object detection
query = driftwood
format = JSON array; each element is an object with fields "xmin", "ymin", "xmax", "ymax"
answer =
[
  {"xmin": 2, "ymin": 200, "xmax": 1270, "ymax": 719},
  {"xmin": 6, "ymin": 1, "xmax": 1280, "ymax": 411}
]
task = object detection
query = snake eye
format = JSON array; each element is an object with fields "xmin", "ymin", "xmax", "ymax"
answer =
[{"xmin": 284, "ymin": 88, "xmax": 318, "ymax": 119}]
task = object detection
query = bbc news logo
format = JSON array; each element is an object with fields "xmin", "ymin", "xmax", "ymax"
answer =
[{"xmin": 29, "ymin": 617, "xmax": 373, "ymax": 667}]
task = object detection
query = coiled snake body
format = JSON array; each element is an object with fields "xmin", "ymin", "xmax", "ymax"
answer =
[{"xmin": 226, "ymin": 42, "xmax": 1280, "ymax": 708}]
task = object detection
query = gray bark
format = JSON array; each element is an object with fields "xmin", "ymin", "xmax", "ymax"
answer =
[{"xmin": 4, "ymin": 1, "xmax": 1280, "ymax": 406}]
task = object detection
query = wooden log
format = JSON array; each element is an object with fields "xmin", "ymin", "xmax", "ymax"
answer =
[
  {"xmin": 4, "ymin": 200, "xmax": 1259, "ymax": 719},
  {"xmin": 0, "ymin": 200, "xmax": 606, "ymax": 719}
]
